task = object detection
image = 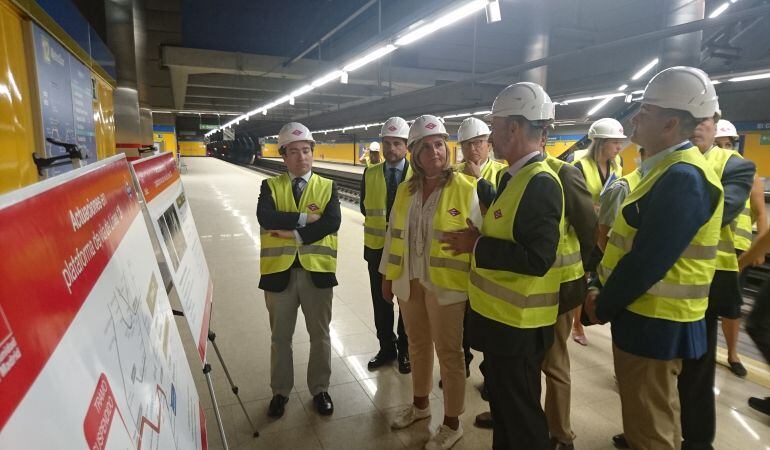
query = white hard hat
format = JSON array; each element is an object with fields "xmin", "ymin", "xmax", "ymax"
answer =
[
  {"xmin": 715, "ymin": 119, "xmax": 738, "ymax": 138},
  {"xmin": 408, "ymin": 115, "xmax": 448, "ymax": 148},
  {"xmin": 458, "ymin": 117, "xmax": 491, "ymax": 143},
  {"xmin": 277, "ymin": 122, "xmax": 314, "ymax": 149},
  {"xmin": 380, "ymin": 117, "xmax": 409, "ymax": 139},
  {"xmin": 369, "ymin": 141, "xmax": 381, "ymax": 152},
  {"xmin": 588, "ymin": 118, "xmax": 627, "ymax": 140},
  {"xmin": 641, "ymin": 66, "xmax": 718, "ymax": 119},
  {"xmin": 487, "ymin": 82, "xmax": 555, "ymax": 121}
]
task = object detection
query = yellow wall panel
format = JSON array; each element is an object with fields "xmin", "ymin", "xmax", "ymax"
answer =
[
  {"xmin": 179, "ymin": 140, "xmax": 206, "ymax": 156},
  {"xmin": 314, "ymin": 143, "xmax": 357, "ymax": 164},
  {"xmin": 262, "ymin": 143, "xmax": 280, "ymax": 157},
  {"xmin": 94, "ymin": 77, "xmax": 115, "ymax": 160},
  {"xmin": 743, "ymin": 132, "xmax": 770, "ymax": 178},
  {"xmin": 0, "ymin": 1, "xmax": 37, "ymax": 194},
  {"xmin": 153, "ymin": 131, "xmax": 177, "ymax": 154}
]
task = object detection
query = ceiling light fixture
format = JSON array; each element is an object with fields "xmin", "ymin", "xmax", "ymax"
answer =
[
  {"xmin": 343, "ymin": 44, "xmax": 397, "ymax": 72},
  {"xmin": 395, "ymin": 0, "xmax": 486, "ymax": 46},
  {"xmin": 485, "ymin": 0, "xmax": 502, "ymax": 23},
  {"xmin": 587, "ymin": 96, "xmax": 615, "ymax": 116},
  {"xmin": 631, "ymin": 58, "xmax": 659, "ymax": 80},
  {"xmin": 728, "ymin": 72, "xmax": 770, "ymax": 82},
  {"xmin": 617, "ymin": 84, "xmax": 628, "ymax": 91},
  {"xmin": 709, "ymin": 2, "xmax": 730, "ymax": 18},
  {"xmin": 312, "ymin": 70, "xmax": 344, "ymax": 88}
]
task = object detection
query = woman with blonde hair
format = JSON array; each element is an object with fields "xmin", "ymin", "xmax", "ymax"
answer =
[
  {"xmin": 571, "ymin": 117, "xmax": 626, "ymax": 346},
  {"xmin": 380, "ymin": 115, "xmax": 482, "ymax": 450}
]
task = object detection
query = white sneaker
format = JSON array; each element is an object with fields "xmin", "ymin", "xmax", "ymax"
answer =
[
  {"xmin": 391, "ymin": 404, "xmax": 431, "ymax": 429},
  {"xmin": 424, "ymin": 423, "xmax": 463, "ymax": 450}
]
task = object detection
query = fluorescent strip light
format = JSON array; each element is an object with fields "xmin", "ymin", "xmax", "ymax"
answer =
[
  {"xmin": 343, "ymin": 44, "xmax": 397, "ymax": 72},
  {"xmin": 709, "ymin": 2, "xmax": 730, "ymax": 18},
  {"xmin": 473, "ymin": 110, "xmax": 492, "ymax": 115},
  {"xmin": 728, "ymin": 72, "xmax": 770, "ymax": 82},
  {"xmin": 631, "ymin": 58, "xmax": 659, "ymax": 80},
  {"xmin": 587, "ymin": 96, "xmax": 615, "ymax": 116},
  {"xmin": 290, "ymin": 85, "xmax": 314, "ymax": 98},
  {"xmin": 444, "ymin": 112, "xmax": 471, "ymax": 119},
  {"xmin": 395, "ymin": 0, "xmax": 486, "ymax": 46},
  {"xmin": 631, "ymin": 90, "xmax": 644, "ymax": 95},
  {"xmin": 312, "ymin": 70, "xmax": 344, "ymax": 88},
  {"xmin": 711, "ymin": 80, "xmax": 722, "ymax": 85},
  {"xmin": 561, "ymin": 92, "xmax": 625, "ymax": 105},
  {"xmin": 617, "ymin": 84, "xmax": 628, "ymax": 91}
]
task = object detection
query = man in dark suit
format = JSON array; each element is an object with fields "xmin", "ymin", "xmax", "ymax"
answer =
[
  {"xmin": 257, "ymin": 122, "xmax": 341, "ymax": 419},
  {"xmin": 442, "ymin": 82, "xmax": 563, "ymax": 450},
  {"xmin": 359, "ymin": 117, "xmax": 412, "ymax": 374}
]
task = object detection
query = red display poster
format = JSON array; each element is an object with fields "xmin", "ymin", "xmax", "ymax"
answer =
[
  {"xmin": 0, "ymin": 155, "xmax": 206, "ymax": 450},
  {"xmin": 131, "ymin": 152, "xmax": 213, "ymax": 362}
]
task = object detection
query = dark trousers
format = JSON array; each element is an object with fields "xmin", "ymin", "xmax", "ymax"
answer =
[
  {"xmin": 678, "ymin": 309, "xmax": 718, "ymax": 450},
  {"xmin": 483, "ymin": 349, "xmax": 550, "ymax": 450},
  {"xmin": 748, "ymin": 278, "xmax": 770, "ymax": 365},
  {"xmin": 367, "ymin": 258, "xmax": 407, "ymax": 356}
]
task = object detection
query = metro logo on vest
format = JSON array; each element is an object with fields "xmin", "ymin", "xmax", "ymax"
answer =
[
  {"xmin": 308, "ymin": 203, "xmax": 319, "ymax": 211},
  {"xmin": 494, "ymin": 209, "xmax": 502, "ymax": 219},
  {"xmin": 448, "ymin": 208, "xmax": 460, "ymax": 216}
]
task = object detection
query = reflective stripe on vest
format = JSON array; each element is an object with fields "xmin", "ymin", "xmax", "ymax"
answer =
[
  {"xmin": 363, "ymin": 162, "xmax": 412, "ymax": 250},
  {"xmin": 546, "ymin": 156, "xmax": 585, "ymax": 283},
  {"xmin": 734, "ymin": 204, "xmax": 753, "ymax": 251},
  {"xmin": 704, "ymin": 146, "xmax": 745, "ymax": 271},
  {"xmin": 259, "ymin": 173, "xmax": 338, "ymax": 274},
  {"xmin": 469, "ymin": 160, "xmax": 563, "ymax": 329},
  {"xmin": 599, "ymin": 147, "xmax": 723, "ymax": 322},
  {"xmin": 385, "ymin": 173, "xmax": 477, "ymax": 291},
  {"xmin": 573, "ymin": 154, "xmax": 623, "ymax": 205}
]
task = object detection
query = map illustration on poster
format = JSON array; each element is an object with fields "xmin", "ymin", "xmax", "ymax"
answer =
[
  {"xmin": 31, "ymin": 23, "xmax": 97, "ymax": 178},
  {"xmin": 132, "ymin": 152, "xmax": 213, "ymax": 362},
  {"xmin": 0, "ymin": 155, "xmax": 206, "ymax": 449}
]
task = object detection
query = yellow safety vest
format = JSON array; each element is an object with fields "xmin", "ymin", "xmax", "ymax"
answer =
[
  {"xmin": 599, "ymin": 147, "xmax": 723, "ymax": 322},
  {"xmin": 469, "ymin": 160, "xmax": 563, "ymax": 328},
  {"xmin": 545, "ymin": 156, "xmax": 585, "ymax": 283},
  {"xmin": 385, "ymin": 173, "xmax": 477, "ymax": 291},
  {"xmin": 363, "ymin": 162, "xmax": 412, "ymax": 250},
  {"xmin": 734, "ymin": 201, "xmax": 753, "ymax": 251},
  {"xmin": 260, "ymin": 173, "xmax": 338, "ymax": 274},
  {"xmin": 573, "ymin": 155, "xmax": 623, "ymax": 205},
  {"xmin": 456, "ymin": 159, "xmax": 508, "ymax": 188},
  {"xmin": 704, "ymin": 146, "xmax": 748, "ymax": 271},
  {"xmin": 621, "ymin": 168, "xmax": 642, "ymax": 192}
]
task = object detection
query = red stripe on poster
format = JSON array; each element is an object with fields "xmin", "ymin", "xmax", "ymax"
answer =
[
  {"xmin": 197, "ymin": 280, "xmax": 213, "ymax": 362},
  {"xmin": 131, "ymin": 152, "xmax": 181, "ymax": 203},
  {"xmin": 0, "ymin": 158, "xmax": 140, "ymax": 430}
]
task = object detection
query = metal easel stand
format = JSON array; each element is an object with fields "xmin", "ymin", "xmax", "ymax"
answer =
[{"xmin": 172, "ymin": 310, "xmax": 259, "ymax": 450}]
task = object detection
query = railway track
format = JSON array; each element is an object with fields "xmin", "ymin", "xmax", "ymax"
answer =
[{"xmin": 241, "ymin": 158, "xmax": 362, "ymax": 205}]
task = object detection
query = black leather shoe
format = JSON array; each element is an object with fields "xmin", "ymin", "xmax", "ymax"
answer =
[
  {"xmin": 367, "ymin": 351, "xmax": 396, "ymax": 371},
  {"xmin": 729, "ymin": 360, "xmax": 747, "ymax": 378},
  {"xmin": 612, "ymin": 433, "xmax": 629, "ymax": 449},
  {"xmin": 313, "ymin": 392, "xmax": 334, "ymax": 415},
  {"xmin": 749, "ymin": 396, "xmax": 770, "ymax": 416},
  {"xmin": 474, "ymin": 411, "xmax": 494, "ymax": 429},
  {"xmin": 267, "ymin": 394, "xmax": 289, "ymax": 418},
  {"xmin": 398, "ymin": 353, "xmax": 411, "ymax": 374}
]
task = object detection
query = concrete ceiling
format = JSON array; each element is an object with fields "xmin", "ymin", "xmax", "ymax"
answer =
[{"xmin": 149, "ymin": 0, "xmax": 770, "ymax": 137}]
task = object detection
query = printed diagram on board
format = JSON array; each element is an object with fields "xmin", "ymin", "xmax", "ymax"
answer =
[{"xmin": 96, "ymin": 258, "xmax": 196, "ymax": 450}]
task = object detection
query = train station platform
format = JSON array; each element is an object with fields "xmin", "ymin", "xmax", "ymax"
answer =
[{"xmin": 182, "ymin": 156, "xmax": 770, "ymax": 450}]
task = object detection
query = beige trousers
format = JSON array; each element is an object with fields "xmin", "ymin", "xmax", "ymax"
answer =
[
  {"xmin": 614, "ymin": 344, "xmax": 683, "ymax": 450},
  {"xmin": 542, "ymin": 310, "xmax": 576, "ymax": 444},
  {"xmin": 398, "ymin": 279, "xmax": 466, "ymax": 417}
]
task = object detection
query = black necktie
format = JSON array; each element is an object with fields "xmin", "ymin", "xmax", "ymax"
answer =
[
  {"xmin": 292, "ymin": 177, "xmax": 304, "ymax": 205},
  {"xmin": 495, "ymin": 172, "xmax": 512, "ymax": 201},
  {"xmin": 386, "ymin": 168, "xmax": 398, "ymax": 216}
]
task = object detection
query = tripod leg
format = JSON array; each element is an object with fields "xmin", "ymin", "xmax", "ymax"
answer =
[
  {"xmin": 209, "ymin": 331, "xmax": 260, "ymax": 437},
  {"xmin": 203, "ymin": 364, "xmax": 229, "ymax": 449}
]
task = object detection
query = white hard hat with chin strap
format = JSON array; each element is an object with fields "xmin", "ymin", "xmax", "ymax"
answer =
[
  {"xmin": 641, "ymin": 66, "xmax": 718, "ymax": 119},
  {"xmin": 715, "ymin": 119, "xmax": 738, "ymax": 138},
  {"xmin": 407, "ymin": 115, "xmax": 448, "ymax": 149},
  {"xmin": 278, "ymin": 122, "xmax": 315, "ymax": 149},
  {"xmin": 487, "ymin": 82, "xmax": 555, "ymax": 121},
  {"xmin": 458, "ymin": 117, "xmax": 491, "ymax": 143},
  {"xmin": 588, "ymin": 118, "xmax": 627, "ymax": 140},
  {"xmin": 380, "ymin": 117, "xmax": 410, "ymax": 140}
]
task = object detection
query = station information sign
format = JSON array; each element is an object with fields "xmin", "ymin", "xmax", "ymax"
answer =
[
  {"xmin": 131, "ymin": 152, "xmax": 213, "ymax": 362},
  {"xmin": 0, "ymin": 155, "xmax": 206, "ymax": 449}
]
